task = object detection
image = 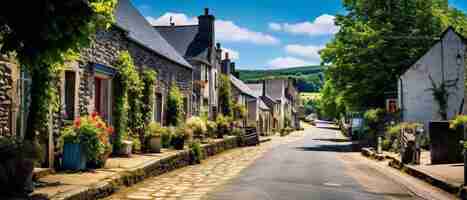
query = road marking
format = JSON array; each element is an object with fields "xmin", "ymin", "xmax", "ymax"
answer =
[{"xmin": 323, "ymin": 182, "xmax": 342, "ymax": 187}]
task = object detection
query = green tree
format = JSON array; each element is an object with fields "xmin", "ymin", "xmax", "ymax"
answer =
[
  {"xmin": 218, "ymin": 74, "xmax": 233, "ymax": 117},
  {"xmin": 166, "ymin": 82, "xmax": 184, "ymax": 126},
  {"xmin": 320, "ymin": 0, "xmax": 467, "ymax": 111},
  {"xmin": 0, "ymin": 0, "xmax": 116, "ymax": 141}
]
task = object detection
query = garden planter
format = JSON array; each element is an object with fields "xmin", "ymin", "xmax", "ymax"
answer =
[
  {"xmin": 62, "ymin": 143, "xmax": 87, "ymax": 171},
  {"xmin": 172, "ymin": 137, "xmax": 185, "ymax": 150},
  {"xmin": 148, "ymin": 137, "xmax": 161, "ymax": 153},
  {"xmin": 118, "ymin": 140, "xmax": 133, "ymax": 157},
  {"xmin": 429, "ymin": 121, "xmax": 463, "ymax": 164},
  {"xmin": 87, "ymin": 149, "xmax": 111, "ymax": 169}
]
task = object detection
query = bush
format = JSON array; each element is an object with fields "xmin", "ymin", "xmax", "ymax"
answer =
[
  {"xmin": 382, "ymin": 139, "xmax": 392, "ymax": 151},
  {"xmin": 216, "ymin": 115, "xmax": 232, "ymax": 138},
  {"xmin": 161, "ymin": 127, "xmax": 172, "ymax": 148},
  {"xmin": 186, "ymin": 117, "xmax": 207, "ymax": 140},
  {"xmin": 206, "ymin": 120, "xmax": 217, "ymax": 138},
  {"xmin": 145, "ymin": 122, "xmax": 163, "ymax": 138},
  {"xmin": 450, "ymin": 115, "xmax": 467, "ymax": 129},
  {"xmin": 189, "ymin": 142, "xmax": 203, "ymax": 164}
]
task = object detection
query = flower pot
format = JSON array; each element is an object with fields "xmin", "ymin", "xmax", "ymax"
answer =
[
  {"xmin": 172, "ymin": 137, "xmax": 185, "ymax": 150},
  {"xmin": 62, "ymin": 143, "xmax": 87, "ymax": 171},
  {"xmin": 87, "ymin": 149, "xmax": 111, "ymax": 169},
  {"xmin": 118, "ymin": 140, "xmax": 133, "ymax": 157},
  {"xmin": 148, "ymin": 137, "xmax": 161, "ymax": 153}
]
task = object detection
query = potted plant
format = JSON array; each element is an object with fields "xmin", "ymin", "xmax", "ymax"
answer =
[
  {"xmin": 172, "ymin": 125, "xmax": 192, "ymax": 150},
  {"xmin": 60, "ymin": 113, "xmax": 113, "ymax": 170},
  {"xmin": 161, "ymin": 127, "xmax": 172, "ymax": 148},
  {"xmin": 145, "ymin": 122, "xmax": 163, "ymax": 153},
  {"xmin": 0, "ymin": 137, "xmax": 41, "ymax": 197},
  {"xmin": 186, "ymin": 117, "xmax": 207, "ymax": 141},
  {"xmin": 216, "ymin": 115, "xmax": 231, "ymax": 138}
]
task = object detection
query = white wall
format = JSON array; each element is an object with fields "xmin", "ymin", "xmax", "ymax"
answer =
[{"xmin": 399, "ymin": 29, "xmax": 465, "ymax": 127}]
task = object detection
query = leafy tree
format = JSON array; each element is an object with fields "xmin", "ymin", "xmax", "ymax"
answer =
[
  {"xmin": 166, "ymin": 82, "xmax": 184, "ymax": 126},
  {"xmin": 218, "ymin": 74, "xmax": 233, "ymax": 117},
  {"xmin": 0, "ymin": 0, "xmax": 117, "ymax": 142},
  {"xmin": 320, "ymin": 0, "xmax": 467, "ymax": 111}
]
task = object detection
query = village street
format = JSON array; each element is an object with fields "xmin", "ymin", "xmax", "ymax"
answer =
[{"xmin": 104, "ymin": 122, "xmax": 454, "ymax": 200}]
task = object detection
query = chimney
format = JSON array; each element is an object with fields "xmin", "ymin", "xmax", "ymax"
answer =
[
  {"xmin": 198, "ymin": 8, "xmax": 215, "ymax": 49},
  {"xmin": 262, "ymin": 80, "xmax": 266, "ymax": 97},
  {"xmin": 230, "ymin": 62, "xmax": 236, "ymax": 75},
  {"xmin": 216, "ymin": 43, "xmax": 222, "ymax": 59},
  {"xmin": 221, "ymin": 52, "xmax": 231, "ymax": 75}
]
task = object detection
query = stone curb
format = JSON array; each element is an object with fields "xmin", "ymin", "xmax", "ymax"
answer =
[
  {"xmin": 32, "ymin": 137, "xmax": 241, "ymax": 200},
  {"xmin": 385, "ymin": 154, "xmax": 463, "ymax": 197},
  {"xmin": 360, "ymin": 147, "xmax": 385, "ymax": 161},
  {"xmin": 362, "ymin": 148, "xmax": 465, "ymax": 199}
]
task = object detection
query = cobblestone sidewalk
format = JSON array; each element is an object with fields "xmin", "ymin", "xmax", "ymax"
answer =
[{"xmin": 105, "ymin": 131, "xmax": 304, "ymax": 200}]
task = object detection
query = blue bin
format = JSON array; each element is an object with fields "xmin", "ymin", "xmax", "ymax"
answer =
[{"xmin": 62, "ymin": 143, "xmax": 87, "ymax": 171}]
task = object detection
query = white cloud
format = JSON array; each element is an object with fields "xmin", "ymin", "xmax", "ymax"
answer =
[
  {"xmin": 221, "ymin": 48, "xmax": 240, "ymax": 60},
  {"xmin": 285, "ymin": 44, "xmax": 324, "ymax": 61},
  {"xmin": 270, "ymin": 14, "xmax": 338, "ymax": 36},
  {"xmin": 216, "ymin": 20, "xmax": 279, "ymax": 45},
  {"xmin": 268, "ymin": 22, "xmax": 282, "ymax": 31},
  {"xmin": 147, "ymin": 12, "xmax": 279, "ymax": 45},
  {"xmin": 146, "ymin": 12, "xmax": 198, "ymax": 26},
  {"xmin": 267, "ymin": 57, "xmax": 312, "ymax": 69}
]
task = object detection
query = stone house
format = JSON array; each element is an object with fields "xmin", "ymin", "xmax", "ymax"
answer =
[
  {"xmin": 398, "ymin": 27, "xmax": 466, "ymax": 128},
  {"xmin": 247, "ymin": 83, "xmax": 279, "ymax": 135},
  {"xmin": 154, "ymin": 9, "xmax": 222, "ymax": 119},
  {"xmin": 264, "ymin": 79, "xmax": 292, "ymax": 129},
  {"xmin": 16, "ymin": 0, "xmax": 194, "ymax": 167}
]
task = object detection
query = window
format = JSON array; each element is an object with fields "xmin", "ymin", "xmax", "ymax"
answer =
[
  {"xmin": 155, "ymin": 93, "xmax": 163, "ymax": 124},
  {"xmin": 183, "ymin": 97, "xmax": 188, "ymax": 118},
  {"xmin": 64, "ymin": 71, "xmax": 76, "ymax": 120},
  {"xmin": 94, "ymin": 77, "xmax": 112, "ymax": 123}
]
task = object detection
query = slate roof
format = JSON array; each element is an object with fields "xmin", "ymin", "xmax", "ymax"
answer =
[
  {"xmin": 247, "ymin": 83, "xmax": 278, "ymax": 104},
  {"xmin": 154, "ymin": 25, "xmax": 211, "ymax": 62},
  {"xmin": 259, "ymin": 99, "xmax": 270, "ymax": 110},
  {"xmin": 230, "ymin": 75, "xmax": 257, "ymax": 98},
  {"xmin": 401, "ymin": 26, "xmax": 467, "ymax": 76},
  {"xmin": 115, "ymin": 0, "xmax": 191, "ymax": 68}
]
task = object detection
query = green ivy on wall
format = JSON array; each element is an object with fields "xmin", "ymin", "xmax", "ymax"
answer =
[{"xmin": 166, "ymin": 81, "xmax": 184, "ymax": 126}]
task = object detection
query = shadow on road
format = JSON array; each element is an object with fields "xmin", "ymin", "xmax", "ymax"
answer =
[
  {"xmin": 295, "ymin": 144, "xmax": 361, "ymax": 153},
  {"xmin": 315, "ymin": 126, "xmax": 341, "ymax": 131},
  {"xmin": 312, "ymin": 138, "xmax": 350, "ymax": 143}
]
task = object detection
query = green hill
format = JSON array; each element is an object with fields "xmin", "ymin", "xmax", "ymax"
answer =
[{"xmin": 237, "ymin": 66, "xmax": 326, "ymax": 92}]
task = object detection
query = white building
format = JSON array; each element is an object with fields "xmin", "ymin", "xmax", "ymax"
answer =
[{"xmin": 398, "ymin": 27, "xmax": 466, "ymax": 127}]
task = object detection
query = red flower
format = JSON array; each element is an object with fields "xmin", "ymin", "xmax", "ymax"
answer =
[
  {"xmin": 106, "ymin": 126, "xmax": 114, "ymax": 134},
  {"xmin": 96, "ymin": 122, "xmax": 103, "ymax": 129},
  {"xmin": 74, "ymin": 118, "xmax": 81, "ymax": 128},
  {"xmin": 91, "ymin": 111, "xmax": 99, "ymax": 120}
]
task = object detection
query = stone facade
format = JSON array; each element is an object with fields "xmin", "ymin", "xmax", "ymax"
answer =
[
  {"xmin": 0, "ymin": 57, "xmax": 18, "ymax": 137},
  {"xmin": 75, "ymin": 27, "xmax": 193, "ymax": 124}
]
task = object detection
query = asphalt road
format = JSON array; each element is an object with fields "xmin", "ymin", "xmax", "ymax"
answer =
[{"xmin": 206, "ymin": 122, "xmax": 419, "ymax": 200}]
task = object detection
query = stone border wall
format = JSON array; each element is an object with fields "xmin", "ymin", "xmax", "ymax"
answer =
[{"xmin": 34, "ymin": 136, "xmax": 240, "ymax": 200}]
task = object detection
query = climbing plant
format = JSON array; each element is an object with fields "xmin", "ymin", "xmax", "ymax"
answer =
[
  {"xmin": 142, "ymin": 69, "xmax": 157, "ymax": 124},
  {"xmin": 166, "ymin": 81, "xmax": 185, "ymax": 126},
  {"xmin": 218, "ymin": 74, "xmax": 233, "ymax": 118},
  {"xmin": 113, "ymin": 51, "xmax": 134, "ymax": 152},
  {"xmin": 0, "ymin": 0, "xmax": 117, "ymax": 142},
  {"xmin": 426, "ymin": 75, "xmax": 458, "ymax": 120}
]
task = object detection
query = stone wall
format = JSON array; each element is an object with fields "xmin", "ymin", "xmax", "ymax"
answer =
[
  {"xmin": 77, "ymin": 27, "xmax": 193, "ymax": 118},
  {"xmin": 0, "ymin": 57, "xmax": 17, "ymax": 137}
]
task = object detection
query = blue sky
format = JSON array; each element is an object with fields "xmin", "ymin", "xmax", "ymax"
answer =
[{"xmin": 132, "ymin": 0, "xmax": 467, "ymax": 70}]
